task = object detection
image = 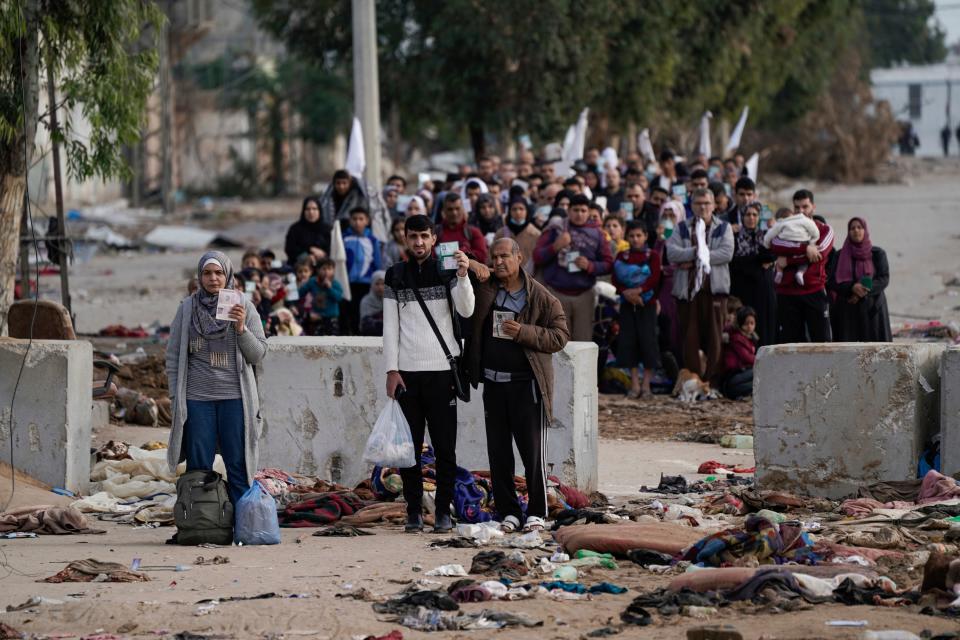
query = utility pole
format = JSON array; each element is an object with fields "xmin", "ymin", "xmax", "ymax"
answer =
[
  {"xmin": 158, "ymin": 8, "xmax": 174, "ymax": 214},
  {"xmin": 47, "ymin": 63, "xmax": 71, "ymax": 317},
  {"xmin": 351, "ymin": 0, "xmax": 381, "ymax": 187}
]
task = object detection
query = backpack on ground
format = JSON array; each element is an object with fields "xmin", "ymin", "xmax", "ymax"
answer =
[{"xmin": 174, "ymin": 470, "xmax": 234, "ymax": 545}]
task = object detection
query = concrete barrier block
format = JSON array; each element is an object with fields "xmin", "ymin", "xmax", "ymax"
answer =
[
  {"xmin": 257, "ymin": 338, "xmax": 598, "ymax": 492},
  {"xmin": 754, "ymin": 342, "xmax": 945, "ymax": 499},
  {"xmin": 0, "ymin": 340, "xmax": 93, "ymax": 493},
  {"xmin": 941, "ymin": 347, "xmax": 960, "ymax": 476}
]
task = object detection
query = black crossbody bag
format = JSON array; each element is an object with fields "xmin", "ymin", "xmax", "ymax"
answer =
[{"xmin": 405, "ymin": 266, "xmax": 471, "ymax": 402}]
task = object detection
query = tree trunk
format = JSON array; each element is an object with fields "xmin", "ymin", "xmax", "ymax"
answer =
[
  {"xmin": 0, "ymin": 0, "xmax": 41, "ymax": 336},
  {"xmin": 469, "ymin": 124, "xmax": 486, "ymax": 162}
]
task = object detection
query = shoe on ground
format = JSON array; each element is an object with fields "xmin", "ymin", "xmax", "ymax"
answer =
[
  {"xmin": 433, "ymin": 513, "xmax": 454, "ymax": 533},
  {"xmin": 404, "ymin": 513, "xmax": 423, "ymax": 533},
  {"xmin": 522, "ymin": 515, "xmax": 546, "ymax": 532},
  {"xmin": 500, "ymin": 515, "xmax": 521, "ymax": 533}
]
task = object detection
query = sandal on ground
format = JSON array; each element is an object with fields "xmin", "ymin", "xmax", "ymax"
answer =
[
  {"xmin": 522, "ymin": 516, "xmax": 546, "ymax": 532},
  {"xmin": 500, "ymin": 515, "xmax": 521, "ymax": 533}
]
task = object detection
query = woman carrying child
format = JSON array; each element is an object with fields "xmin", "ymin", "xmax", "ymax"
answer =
[{"xmin": 612, "ymin": 221, "xmax": 662, "ymax": 399}]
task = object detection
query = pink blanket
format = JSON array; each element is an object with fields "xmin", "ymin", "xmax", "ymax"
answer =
[{"xmin": 840, "ymin": 470, "xmax": 960, "ymax": 517}]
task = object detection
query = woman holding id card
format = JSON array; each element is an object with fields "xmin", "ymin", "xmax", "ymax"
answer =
[{"xmin": 165, "ymin": 251, "xmax": 268, "ymax": 507}]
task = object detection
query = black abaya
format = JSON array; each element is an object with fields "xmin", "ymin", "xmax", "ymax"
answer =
[{"xmin": 826, "ymin": 247, "xmax": 892, "ymax": 342}]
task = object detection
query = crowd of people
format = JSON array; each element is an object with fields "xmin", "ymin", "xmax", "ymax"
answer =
[{"xmin": 219, "ymin": 146, "xmax": 893, "ymax": 401}]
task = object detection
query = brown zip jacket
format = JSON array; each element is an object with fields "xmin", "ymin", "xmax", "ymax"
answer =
[{"xmin": 466, "ymin": 270, "xmax": 570, "ymax": 421}]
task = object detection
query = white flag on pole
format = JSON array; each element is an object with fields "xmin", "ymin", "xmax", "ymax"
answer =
[
  {"xmin": 725, "ymin": 106, "xmax": 749, "ymax": 154},
  {"xmin": 330, "ymin": 220, "xmax": 352, "ymax": 302},
  {"xmin": 745, "ymin": 152, "xmax": 759, "ymax": 183},
  {"xmin": 557, "ymin": 108, "xmax": 589, "ymax": 176},
  {"xmin": 698, "ymin": 111, "xmax": 713, "ymax": 158},
  {"xmin": 345, "ymin": 117, "xmax": 365, "ymax": 180},
  {"xmin": 638, "ymin": 128, "xmax": 656, "ymax": 163}
]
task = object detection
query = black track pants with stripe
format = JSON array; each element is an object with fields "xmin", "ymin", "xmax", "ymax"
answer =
[{"xmin": 482, "ymin": 379, "xmax": 546, "ymax": 521}]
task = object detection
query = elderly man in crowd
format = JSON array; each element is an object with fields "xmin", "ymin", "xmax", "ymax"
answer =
[
  {"xmin": 467, "ymin": 237, "xmax": 569, "ymax": 533},
  {"xmin": 666, "ymin": 188, "xmax": 734, "ymax": 383}
]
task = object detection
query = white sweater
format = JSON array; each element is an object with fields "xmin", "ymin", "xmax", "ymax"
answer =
[
  {"xmin": 383, "ymin": 261, "xmax": 475, "ymax": 372},
  {"xmin": 763, "ymin": 214, "xmax": 821, "ymax": 248}
]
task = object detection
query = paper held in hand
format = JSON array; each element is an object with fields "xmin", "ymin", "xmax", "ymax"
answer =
[
  {"xmin": 566, "ymin": 250, "xmax": 581, "ymax": 273},
  {"xmin": 439, "ymin": 241, "xmax": 459, "ymax": 271},
  {"xmin": 216, "ymin": 289, "xmax": 244, "ymax": 321},
  {"xmin": 493, "ymin": 310, "xmax": 515, "ymax": 339}
]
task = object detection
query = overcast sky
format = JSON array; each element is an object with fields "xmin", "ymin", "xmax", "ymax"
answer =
[{"xmin": 935, "ymin": 0, "xmax": 960, "ymax": 46}]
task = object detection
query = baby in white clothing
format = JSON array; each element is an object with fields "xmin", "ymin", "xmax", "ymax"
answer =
[{"xmin": 762, "ymin": 212, "xmax": 820, "ymax": 285}]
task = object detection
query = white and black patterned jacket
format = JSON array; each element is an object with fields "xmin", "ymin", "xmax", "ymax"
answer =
[{"xmin": 383, "ymin": 257, "xmax": 475, "ymax": 372}]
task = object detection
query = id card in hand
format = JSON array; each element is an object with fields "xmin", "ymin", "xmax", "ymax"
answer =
[
  {"xmin": 439, "ymin": 241, "xmax": 459, "ymax": 271},
  {"xmin": 493, "ymin": 310, "xmax": 515, "ymax": 339},
  {"xmin": 216, "ymin": 289, "xmax": 243, "ymax": 321},
  {"xmin": 567, "ymin": 250, "xmax": 581, "ymax": 273}
]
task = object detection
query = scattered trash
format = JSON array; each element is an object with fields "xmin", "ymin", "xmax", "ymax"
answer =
[
  {"xmin": 825, "ymin": 620, "xmax": 869, "ymax": 627},
  {"xmin": 1, "ymin": 532, "xmax": 37, "ymax": 539},
  {"xmin": 41, "ymin": 559, "xmax": 149, "ymax": 583},
  {"xmin": 6, "ymin": 595, "xmax": 65, "ymax": 611},
  {"xmin": 425, "ymin": 564, "xmax": 469, "ymax": 577}
]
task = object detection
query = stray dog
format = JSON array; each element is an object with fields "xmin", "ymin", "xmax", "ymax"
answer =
[{"xmin": 672, "ymin": 369, "xmax": 718, "ymax": 403}]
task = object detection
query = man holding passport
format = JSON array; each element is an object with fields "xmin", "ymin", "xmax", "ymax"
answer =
[
  {"xmin": 467, "ymin": 237, "xmax": 569, "ymax": 533},
  {"xmin": 383, "ymin": 214, "xmax": 474, "ymax": 533}
]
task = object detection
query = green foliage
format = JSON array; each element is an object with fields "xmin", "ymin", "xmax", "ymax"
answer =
[
  {"xmin": 250, "ymin": 0, "xmax": 933, "ymax": 155},
  {"xmin": 863, "ymin": 0, "xmax": 947, "ymax": 68},
  {"xmin": 0, "ymin": 0, "xmax": 162, "ymax": 182}
]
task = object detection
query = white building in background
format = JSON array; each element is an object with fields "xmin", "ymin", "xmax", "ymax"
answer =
[{"xmin": 871, "ymin": 55, "xmax": 960, "ymax": 156}]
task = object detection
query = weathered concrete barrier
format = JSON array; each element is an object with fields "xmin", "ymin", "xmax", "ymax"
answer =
[
  {"xmin": 0, "ymin": 340, "xmax": 92, "ymax": 493},
  {"xmin": 754, "ymin": 342, "xmax": 945, "ymax": 499},
  {"xmin": 257, "ymin": 337, "xmax": 599, "ymax": 491},
  {"xmin": 941, "ymin": 347, "xmax": 960, "ymax": 476}
]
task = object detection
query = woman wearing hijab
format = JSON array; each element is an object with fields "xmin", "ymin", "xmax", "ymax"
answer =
[
  {"xmin": 166, "ymin": 251, "xmax": 268, "ymax": 507},
  {"xmin": 827, "ymin": 217, "xmax": 891, "ymax": 342},
  {"xmin": 471, "ymin": 192, "xmax": 503, "ymax": 237},
  {"xmin": 494, "ymin": 197, "xmax": 541, "ymax": 273},
  {"xmin": 284, "ymin": 196, "xmax": 332, "ymax": 266},
  {"xmin": 729, "ymin": 201, "xmax": 777, "ymax": 345}
]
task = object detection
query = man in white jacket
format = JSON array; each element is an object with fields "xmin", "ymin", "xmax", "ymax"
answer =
[{"xmin": 383, "ymin": 214, "xmax": 475, "ymax": 533}]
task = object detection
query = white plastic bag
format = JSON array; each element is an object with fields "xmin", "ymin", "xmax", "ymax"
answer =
[
  {"xmin": 363, "ymin": 399, "xmax": 416, "ymax": 468},
  {"xmin": 234, "ymin": 481, "xmax": 281, "ymax": 545}
]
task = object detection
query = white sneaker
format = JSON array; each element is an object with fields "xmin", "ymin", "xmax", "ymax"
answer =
[{"xmin": 522, "ymin": 516, "xmax": 546, "ymax": 532}]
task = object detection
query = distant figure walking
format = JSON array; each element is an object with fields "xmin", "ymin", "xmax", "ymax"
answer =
[{"xmin": 941, "ymin": 124, "xmax": 952, "ymax": 157}]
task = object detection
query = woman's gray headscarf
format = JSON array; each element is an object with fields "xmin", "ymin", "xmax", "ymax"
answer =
[{"xmin": 191, "ymin": 251, "xmax": 235, "ymax": 367}]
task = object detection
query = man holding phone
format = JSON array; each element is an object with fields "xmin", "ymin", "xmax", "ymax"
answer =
[{"xmin": 383, "ymin": 215, "xmax": 475, "ymax": 533}]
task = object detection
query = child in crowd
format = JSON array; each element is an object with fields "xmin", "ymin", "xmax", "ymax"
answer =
[
  {"xmin": 603, "ymin": 215, "xmax": 629, "ymax": 256},
  {"xmin": 359, "ymin": 270, "xmax": 386, "ymax": 336},
  {"xmin": 720, "ymin": 306, "xmax": 758, "ymax": 400},
  {"xmin": 763, "ymin": 207, "xmax": 820, "ymax": 285},
  {"xmin": 299, "ymin": 258, "xmax": 343, "ymax": 336},
  {"xmin": 383, "ymin": 217, "xmax": 408, "ymax": 267},
  {"xmin": 240, "ymin": 249, "xmax": 261, "ymax": 271},
  {"xmin": 343, "ymin": 206, "xmax": 382, "ymax": 334},
  {"xmin": 612, "ymin": 222, "xmax": 662, "ymax": 399}
]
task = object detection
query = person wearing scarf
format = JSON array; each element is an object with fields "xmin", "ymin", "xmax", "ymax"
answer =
[
  {"xmin": 470, "ymin": 192, "xmax": 504, "ymax": 244},
  {"xmin": 729, "ymin": 201, "xmax": 777, "ymax": 346},
  {"xmin": 666, "ymin": 188, "xmax": 734, "ymax": 383},
  {"xmin": 494, "ymin": 197, "xmax": 541, "ymax": 273},
  {"xmin": 359, "ymin": 269, "xmax": 386, "ymax": 336},
  {"xmin": 826, "ymin": 217, "xmax": 891, "ymax": 342},
  {"xmin": 166, "ymin": 251, "xmax": 268, "ymax": 508},
  {"xmin": 284, "ymin": 196, "xmax": 332, "ymax": 266}
]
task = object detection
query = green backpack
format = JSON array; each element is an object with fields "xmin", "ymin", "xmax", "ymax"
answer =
[{"xmin": 174, "ymin": 470, "xmax": 234, "ymax": 545}]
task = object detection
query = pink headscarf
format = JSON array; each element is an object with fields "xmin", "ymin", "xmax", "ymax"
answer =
[{"xmin": 834, "ymin": 217, "xmax": 874, "ymax": 284}]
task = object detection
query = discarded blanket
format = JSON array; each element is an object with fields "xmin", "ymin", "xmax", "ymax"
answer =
[
  {"xmin": 42, "ymin": 559, "xmax": 149, "ymax": 583},
  {"xmin": 697, "ymin": 461, "xmax": 755, "ymax": 475},
  {"xmin": 469, "ymin": 550, "xmax": 528, "ymax": 579},
  {"xmin": 554, "ymin": 522, "xmax": 704, "ymax": 557},
  {"xmin": 279, "ymin": 491, "xmax": 364, "ymax": 527},
  {"xmin": 680, "ymin": 515, "xmax": 819, "ymax": 567},
  {"xmin": 0, "ymin": 506, "xmax": 104, "ymax": 535},
  {"xmin": 841, "ymin": 470, "xmax": 960, "ymax": 517}
]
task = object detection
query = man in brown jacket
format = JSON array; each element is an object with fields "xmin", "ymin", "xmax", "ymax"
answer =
[{"xmin": 467, "ymin": 237, "xmax": 569, "ymax": 533}]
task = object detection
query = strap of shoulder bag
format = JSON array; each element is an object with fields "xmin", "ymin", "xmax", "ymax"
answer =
[{"xmin": 405, "ymin": 266, "xmax": 457, "ymax": 363}]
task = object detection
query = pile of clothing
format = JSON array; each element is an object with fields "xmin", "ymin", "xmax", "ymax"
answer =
[{"xmin": 680, "ymin": 514, "xmax": 820, "ymax": 567}]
